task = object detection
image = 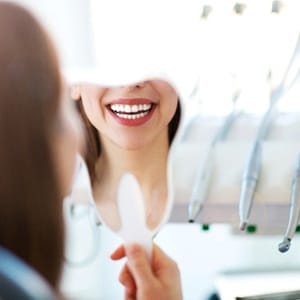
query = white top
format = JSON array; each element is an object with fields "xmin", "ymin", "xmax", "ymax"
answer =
[
  {"xmin": 60, "ymin": 158, "xmax": 125, "ymax": 299},
  {"xmin": 61, "ymin": 208, "xmax": 124, "ymax": 300}
]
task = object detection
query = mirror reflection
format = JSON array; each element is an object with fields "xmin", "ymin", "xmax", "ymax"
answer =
[{"xmin": 70, "ymin": 79, "xmax": 181, "ymax": 231}]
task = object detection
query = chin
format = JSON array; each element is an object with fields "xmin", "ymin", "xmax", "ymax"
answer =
[
  {"xmin": 115, "ymin": 139, "xmax": 150, "ymax": 151},
  {"xmin": 120, "ymin": 143, "xmax": 147, "ymax": 151}
]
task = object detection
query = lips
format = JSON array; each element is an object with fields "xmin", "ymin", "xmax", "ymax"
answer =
[{"xmin": 106, "ymin": 98, "xmax": 156, "ymax": 126}]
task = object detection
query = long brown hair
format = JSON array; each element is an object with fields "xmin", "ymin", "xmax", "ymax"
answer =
[
  {"xmin": 76, "ymin": 97, "xmax": 181, "ymax": 183},
  {"xmin": 0, "ymin": 2, "xmax": 64, "ymax": 289}
]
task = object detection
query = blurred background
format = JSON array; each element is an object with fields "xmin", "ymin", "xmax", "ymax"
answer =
[
  {"xmin": 13, "ymin": 0, "xmax": 300, "ymax": 114},
  {"xmin": 11, "ymin": 0, "xmax": 300, "ymax": 299}
]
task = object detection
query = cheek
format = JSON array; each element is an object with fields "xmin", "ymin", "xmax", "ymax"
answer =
[
  {"xmin": 163, "ymin": 97, "xmax": 178, "ymax": 125},
  {"xmin": 81, "ymin": 96, "xmax": 105, "ymax": 129},
  {"xmin": 80, "ymin": 87, "xmax": 107, "ymax": 121},
  {"xmin": 153, "ymin": 82, "xmax": 179, "ymax": 123}
]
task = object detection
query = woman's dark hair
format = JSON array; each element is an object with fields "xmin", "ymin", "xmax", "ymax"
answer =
[
  {"xmin": 0, "ymin": 2, "xmax": 64, "ymax": 289},
  {"xmin": 76, "ymin": 98, "xmax": 181, "ymax": 183}
]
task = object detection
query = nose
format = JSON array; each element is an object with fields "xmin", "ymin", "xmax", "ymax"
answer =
[{"xmin": 121, "ymin": 81, "xmax": 146, "ymax": 91}]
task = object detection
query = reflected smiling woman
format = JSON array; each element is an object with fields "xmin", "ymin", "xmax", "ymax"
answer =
[{"xmin": 71, "ymin": 79, "xmax": 181, "ymax": 230}]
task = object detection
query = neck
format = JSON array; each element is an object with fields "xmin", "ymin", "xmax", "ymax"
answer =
[
  {"xmin": 93, "ymin": 130, "xmax": 169, "ymax": 230},
  {"xmin": 96, "ymin": 131, "xmax": 169, "ymax": 188}
]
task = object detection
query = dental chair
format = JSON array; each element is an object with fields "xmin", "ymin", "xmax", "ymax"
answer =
[{"xmin": 0, "ymin": 246, "xmax": 57, "ymax": 300}]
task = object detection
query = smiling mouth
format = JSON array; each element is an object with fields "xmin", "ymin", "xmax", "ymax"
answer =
[{"xmin": 108, "ymin": 103, "xmax": 155, "ymax": 120}]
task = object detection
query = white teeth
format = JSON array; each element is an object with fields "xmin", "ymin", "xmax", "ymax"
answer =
[
  {"xmin": 124, "ymin": 105, "xmax": 131, "ymax": 113},
  {"xmin": 109, "ymin": 103, "xmax": 152, "ymax": 114},
  {"xmin": 132, "ymin": 105, "xmax": 139, "ymax": 113},
  {"xmin": 116, "ymin": 112, "xmax": 148, "ymax": 119}
]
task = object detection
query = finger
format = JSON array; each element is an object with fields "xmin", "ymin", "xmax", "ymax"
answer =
[
  {"xmin": 126, "ymin": 244, "xmax": 153, "ymax": 287},
  {"xmin": 152, "ymin": 244, "xmax": 179, "ymax": 276},
  {"xmin": 152, "ymin": 244, "xmax": 171, "ymax": 268},
  {"xmin": 119, "ymin": 264, "xmax": 136, "ymax": 298},
  {"xmin": 119, "ymin": 264, "xmax": 135, "ymax": 288},
  {"xmin": 124, "ymin": 288, "xmax": 136, "ymax": 300},
  {"xmin": 110, "ymin": 245, "xmax": 126, "ymax": 260}
]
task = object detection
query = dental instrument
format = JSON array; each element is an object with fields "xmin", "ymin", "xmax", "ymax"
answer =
[
  {"xmin": 239, "ymin": 90, "xmax": 281, "ymax": 230},
  {"xmin": 188, "ymin": 146, "xmax": 214, "ymax": 223},
  {"xmin": 239, "ymin": 101, "xmax": 278, "ymax": 231},
  {"xmin": 188, "ymin": 106, "xmax": 241, "ymax": 223},
  {"xmin": 278, "ymin": 153, "xmax": 300, "ymax": 253},
  {"xmin": 239, "ymin": 33, "xmax": 300, "ymax": 230},
  {"xmin": 239, "ymin": 140, "xmax": 262, "ymax": 230}
]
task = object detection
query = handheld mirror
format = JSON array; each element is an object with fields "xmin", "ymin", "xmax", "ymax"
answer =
[{"xmin": 67, "ymin": 76, "xmax": 183, "ymax": 260}]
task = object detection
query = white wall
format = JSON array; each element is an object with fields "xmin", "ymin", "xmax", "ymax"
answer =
[
  {"xmin": 156, "ymin": 223, "xmax": 300, "ymax": 299},
  {"xmin": 13, "ymin": 0, "xmax": 94, "ymax": 70}
]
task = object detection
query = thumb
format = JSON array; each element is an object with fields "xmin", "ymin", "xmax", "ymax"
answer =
[{"xmin": 126, "ymin": 244, "xmax": 153, "ymax": 287}]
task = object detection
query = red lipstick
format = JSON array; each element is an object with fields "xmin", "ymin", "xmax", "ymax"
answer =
[{"xmin": 106, "ymin": 98, "xmax": 156, "ymax": 126}]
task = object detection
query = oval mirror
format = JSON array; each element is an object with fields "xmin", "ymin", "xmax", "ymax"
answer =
[{"xmin": 65, "ymin": 74, "xmax": 184, "ymax": 263}]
